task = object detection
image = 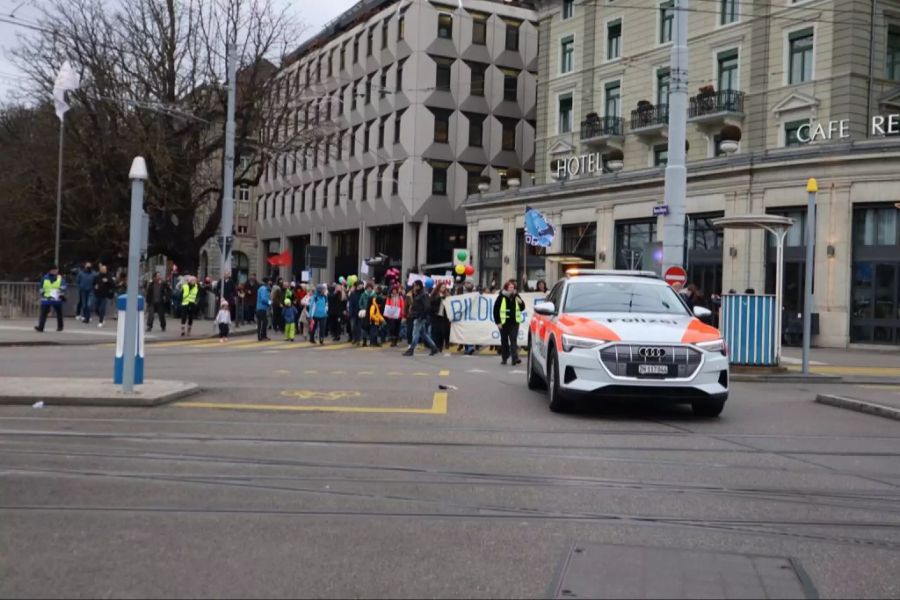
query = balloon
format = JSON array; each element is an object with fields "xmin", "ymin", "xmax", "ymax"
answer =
[
  {"xmin": 425, "ymin": 278, "xmax": 434, "ymax": 289},
  {"xmin": 454, "ymin": 264, "xmax": 466, "ymax": 275},
  {"xmin": 456, "ymin": 250, "xmax": 468, "ymax": 262},
  {"xmin": 464, "ymin": 264, "xmax": 475, "ymax": 276},
  {"xmin": 338, "ymin": 276, "xmax": 346, "ymax": 284},
  {"xmin": 347, "ymin": 275, "xmax": 358, "ymax": 286}
]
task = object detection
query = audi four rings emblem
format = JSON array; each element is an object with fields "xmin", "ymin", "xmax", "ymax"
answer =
[{"xmin": 639, "ymin": 347, "xmax": 666, "ymax": 358}]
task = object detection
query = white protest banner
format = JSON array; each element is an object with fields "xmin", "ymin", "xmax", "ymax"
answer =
[
  {"xmin": 407, "ymin": 273, "xmax": 454, "ymax": 289},
  {"xmin": 443, "ymin": 292, "xmax": 544, "ymax": 346}
]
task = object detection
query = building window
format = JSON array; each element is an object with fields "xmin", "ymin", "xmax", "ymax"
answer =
[
  {"xmin": 379, "ymin": 69, "xmax": 387, "ymax": 99},
  {"xmin": 311, "ymin": 184, "xmax": 317, "ymax": 211},
  {"xmin": 718, "ymin": 49, "xmax": 739, "ymax": 91},
  {"xmin": 351, "ymin": 83, "xmax": 357, "ymax": 110},
  {"xmin": 238, "ymin": 184, "xmax": 250, "ymax": 202},
  {"xmin": 469, "ymin": 62, "xmax": 486, "ymax": 96},
  {"xmin": 472, "ymin": 14, "xmax": 487, "ymax": 45},
  {"xmin": 605, "ymin": 81, "xmax": 621, "ymax": 117},
  {"xmin": 336, "ymin": 131, "xmax": 344, "ymax": 161},
  {"xmin": 398, "ymin": 12, "xmax": 405, "ymax": 41},
  {"xmin": 365, "ymin": 75, "xmax": 372, "ymax": 104},
  {"xmin": 463, "ymin": 164, "xmax": 485, "ymax": 195},
  {"xmin": 438, "ymin": 13, "xmax": 453, "ymax": 39},
  {"xmin": 367, "ymin": 27, "xmax": 375, "ymax": 56},
  {"xmin": 562, "ymin": 0, "xmax": 574, "ymax": 19},
  {"xmin": 562, "ymin": 223, "xmax": 597, "ymax": 257},
  {"xmin": 347, "ymin": 175, "xmax": 354, "ymax": 202},
  {"xmin": 502, "ymin": 69, "xmax": 518, "ymax": 102},
  {"xmin": 394, "ymin": 109, "xmax": 405, "ymax": 144},
  {"xmin": 378, "ymin": 117, "xmax": 386, "ymax": 148},
  {"xmin": 657, "ymin": 68, "xmax": 670, "ymax": 107},
  {"xmin": 660, "ymin": 1, "xmax": 674, "ymax": 44},
  {"xmin": 377, "ymin": 165, "xmax": 386, "ymax": 198},
  {"xmin": 349, "ymin": 127, "xmax": 358, "ymax": 157},
  {"xmin": 850, "ymin": 205, "xmax": 900, "ymax": 344},
  {"xmin": 607, "ymin": 20, "xmax": 622, "ymax": 60},
  {"xmin": 500, "ymin": 118, "xmax": 517, "ymax": 151},
  {"xmin": 615, "ymin": 220, "xmax": 658, "ymax": 270},
  {"xmin": 466, "ymin": 112, "xmax": 485, "ymax": 147},
  {"xmin": 558, "ymin": 93, "xmax": 573, "ymax": 134},
  {"xmin": 433, "ymin": 109, "xmax": 451, "ymax": 143},
  {"xmin": 653, "ymin": 144, "xmax": 668, "ymax": 166},
  {"xmin": 362, "ymin": 168, "xmax": 372, "ymax": 201},
  {"xmin": 721, "ymin": 0, "xmax": 738, "ymax": 25},
  {"xmin": 340, "ymin": 43, "xmax": 346, "ymax": 70},
  {"xmin": 353, "ymin": 35, "xmax": 360, "ymax": 62},
  {"xmin": 478, "ymin": 231, "xmax": 503, "ymax": 289},
  {"xmin": 505, "ymin": 22, "xmax": 520, "ymax": 51},
  {"xmin": 888, "ymin": 26, "xmax": 900, "ymax": 80},
  {"xmin": 392, "ymin": 163, "xmax": 401, "ymax": 196},
  {"xmin": 431, "ymin": 161, "xmax": 449, "ymax": 195},
  {"xmin": 364, "ymin": 121, "xmax": 373, "ymax": 151},
  {"xmin": 382, "ymin": 19, "xmax": 389, "ymax": 49},
  {"xmin": 784, "ymin": 119, "xmax": 809, "ymax": 147},
  {"xmin": 435, "ymin": 57, "xmax": 453, "ymax": 91},
  {"xmin": 560, "ymin": 36, "xmax": 574, "ymax": 74},
  {"xmin": 396, "ymin": 59, "xmax": 405, "ymax": 92},
  {"xmin": 789, "ymin": 28, "xmax": 814, "ymax": 84}
]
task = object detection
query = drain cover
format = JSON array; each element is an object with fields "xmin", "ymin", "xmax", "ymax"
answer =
[{"xmin": 551, "ymin": 543, "xmax": 817, "ymax": 599}]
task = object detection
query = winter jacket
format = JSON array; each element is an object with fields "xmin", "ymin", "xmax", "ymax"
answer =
[
  {"xmin": 493, "ymin": 291, "xmax": 525, "ymax": 326},
  {"xmin": 76, "ymin": 268, "xmax": 97, "ymax": 292},
  {"xmin": 309, "ymin": 292, "xmax": 328, "ymax": 319},
  {"xmin": 256, "ymin": 286, "xmax": 271, "ymax": 311},
  {"xmin": 409, "ymin": 290, "xmax": 431, "ymax": 320},
  {"xmin": 368, "ymin": 297, "xmax": 385, "ymax": 326},
  {"xmin": 95, "ymin": 273, "xmax": 117, "ymax": 300},
  {"xmin": 282, "ymin": 305, "xmax": 299, "ymax": 324},
  {"xmin": 385, "ymin": 295, "xmax": 405, "ymax": 319}
]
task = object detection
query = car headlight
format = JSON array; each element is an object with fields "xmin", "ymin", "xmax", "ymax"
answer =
[
  {"xmin": 562, "ymin": 334, "xmax": 605, "ymax": 352},
  {"xmin": 696, "ymin": 339, "xmax": 727, "ymax": 356}
]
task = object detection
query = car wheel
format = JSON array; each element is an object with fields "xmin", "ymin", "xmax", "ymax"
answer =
[
  {"xmin": 546, "ymin": 348, "xmax": 570, "ymax": 413},
  {"xmin": 526, "ymin": 336, "xmax": 546, "ymax": 390},
  {"xmin": 692, "ymin": 397, "xmax": 726, "ymax": 418}
]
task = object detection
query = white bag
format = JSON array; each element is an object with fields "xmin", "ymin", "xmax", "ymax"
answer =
[
  {"xmin": 384, "ymin": 305, "xmax": 401, "ymax": 320},
  {"xmin": 358, "ymin": 309, "xmax": 367, "ymax": 319}
]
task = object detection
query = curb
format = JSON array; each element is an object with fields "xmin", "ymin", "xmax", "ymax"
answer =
[
  {"xmin": 731, "ymin": 374, "xmax": 843, "ymax": 383},
  {"xmin": 0, "ymin": 381, "xmax": 202, "ymax": 407},
  {"xmin": 815, "ymin": 394, "xmax": 900, "ymax": 421},
  {"xmin": 0, "ymin": 326, "xmax": 257, "ymax": 348}
]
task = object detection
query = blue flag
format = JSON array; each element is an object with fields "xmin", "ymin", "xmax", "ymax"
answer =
[{"xmin": 524, "ymin": 207, "xmax": 554, "ymax": 248}]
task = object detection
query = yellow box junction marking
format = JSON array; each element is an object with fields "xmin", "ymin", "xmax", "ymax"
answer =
[{"xmin": 177, "ymin": 392, "xmax": 448, "ymax": 415}]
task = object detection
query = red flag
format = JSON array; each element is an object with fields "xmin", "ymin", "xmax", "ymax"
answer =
[{"xmin": 266, "ymin": 250, "xmax": 292, "ymax": 267}]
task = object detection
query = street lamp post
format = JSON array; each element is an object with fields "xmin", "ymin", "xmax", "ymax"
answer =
[{"xmin": 802, "ymin": 178, "xmax": 818, "ymax": 374}]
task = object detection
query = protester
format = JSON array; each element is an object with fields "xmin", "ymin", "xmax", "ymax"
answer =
[
  {"xmin": 535, "ymin": 279, "xmax": 548, "ymax": 294},
  {"xmin": 359, "ymin": 282, "xmax": 376, "ymax": 347},
  {"xmin": 430, "ymin": 283, "xmax": 451, "ymax": 352},
  {"xmin": 75, "ymin": 262, "xmax": 97, "ymax": 323},
  {"xmin": 218, "ymin": 273, "xmax": 236, "ymax": 322},
  {"xmin": 493, "ymin": 279, "xmax": 525, "ymax": 365},
  {"xmin": 91, "ymin": 264, "xmax": 115, "ymax": 328},
  {"xmin": 384, "ymin": 284, "xmax": 404, "ymax": 347},
  {"xmin": 256, "ymin": 278, "xmax": 271, "ymax": 341},
  {"xmin": 348, "ymin": 282, "xmax": 363, "ymax": 345},
  {"xmin": 144, "ymin": 271, "xmax": 170, "ymax": 332},
  {"xmin": 403, "ymin": 280, "xmax": 439, "ymax": 357},
  {"xmin": 282, "ymin": 299, "xmax": 298, "ymax": 342},
  {"xmin": 235, "ymin": 283, "xmax": 246, "ymax": 328},
  {"xmin": 271, "ymin": 278, "xmax": 284, "ymax": 333},
  {"xmin": 34, "ymin": 265, "xmax": 66, "ymax": 333},
  {"xmin": 367, "ymin": 291, "xmax": 385, "ymax": 347},
  {"xmin": 215, "ymin": 300, "xmax": 231, "ymax": 343},
  {"xmin": 180, "ymin": 275, "xmax": 200, "ymax": 336},
  {"xmin": 328, "ymin": 283, "xmax": 344, "ymax": 341},
  {"xmin": 308, "ymin": 283, "xmax": 328, "ymax": 345}
]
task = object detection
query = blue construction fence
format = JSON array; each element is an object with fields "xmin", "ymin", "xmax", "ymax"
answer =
[{"xmin": 719, "ymin": 294, "xmax": 777, "ymax": 366}]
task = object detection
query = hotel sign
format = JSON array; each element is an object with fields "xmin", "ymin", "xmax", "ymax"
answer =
[{"xmin": 555, "ymin": 152, "xmax": 605, "ymax": 179}]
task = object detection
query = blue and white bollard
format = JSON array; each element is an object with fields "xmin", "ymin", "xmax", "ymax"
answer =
[{"xmin": 115, "ymin": 294, "xmax": 144, "ymax": 384}]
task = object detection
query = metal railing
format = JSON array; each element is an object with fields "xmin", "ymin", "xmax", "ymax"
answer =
[
  {"xmin": 689, "ymin": 89, "xmax": 744, "ymax": 118},
  {"xmin": 580, "ymin": 116, "xmax": 625, "ymax": 140},
  {"xmin": 0, "ymin": 282, "xmax": 43, "ymax": 319},
  {"xmin": 630, "ymin": 104, "xmax": 669, "ymax": 130}
]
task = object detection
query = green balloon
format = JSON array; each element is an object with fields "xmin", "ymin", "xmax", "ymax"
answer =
[{"xmin": 456, "ymin": 250, "xmax": 468, "ymax": 262}]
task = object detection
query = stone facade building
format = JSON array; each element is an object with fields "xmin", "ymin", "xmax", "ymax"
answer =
[
  {"xmin": 465, "ymin": 0, "xmax": 900, "ymax": 348},
  {"xmin": 255, "ymin": 0, "xmax": 538, "ymax": 282}
]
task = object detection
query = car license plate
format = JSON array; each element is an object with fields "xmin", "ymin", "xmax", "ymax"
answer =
[{"xmin": 637, "ymin": 364, "xmax": 670, "ymax": 376}]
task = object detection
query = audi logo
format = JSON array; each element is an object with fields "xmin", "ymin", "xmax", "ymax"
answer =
[{"xmin": 638, "ymin": 347, "xmax": 666, "ymax": 358}]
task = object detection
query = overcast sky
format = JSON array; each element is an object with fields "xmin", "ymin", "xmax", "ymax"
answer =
[{"xmin": 0, "ymin": 0, "xmax": 360, "ymax": 103}]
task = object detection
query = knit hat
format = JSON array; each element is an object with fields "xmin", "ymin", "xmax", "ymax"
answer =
[{"xmin": 284, "ymin": 299, "xmax": 292, "ymax": 307}]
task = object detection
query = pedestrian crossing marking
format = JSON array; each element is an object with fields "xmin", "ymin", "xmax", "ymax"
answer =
[
  {"xmin": 275, "ymin": 369, "xmax": 290, "ymax": 374},
  {"xmin": 358, "ymin": 371, "xmax": 374, "ymax": 376},
  {"xmin": 413, "ymin": 372, "xmax": 429, "ymax": 377},
  {"xmin": 387, "ymin": 371, "xmax": 403, "ymax": 376},
  {"xmin": 303, "ymin": 370, "xmax": 319, "ymax": 375}
]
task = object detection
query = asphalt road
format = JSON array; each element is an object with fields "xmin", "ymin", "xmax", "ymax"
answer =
[{"xmin": 1, "ymin": 339, "xmax": 899, "ymax": 598}]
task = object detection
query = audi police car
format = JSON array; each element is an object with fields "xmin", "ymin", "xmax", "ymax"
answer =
[{"xmin": 526, "ymin": 270, "xmax": 729, "ymax": 417}]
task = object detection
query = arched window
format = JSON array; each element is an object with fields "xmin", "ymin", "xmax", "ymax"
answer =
[{"xmin": 232, "ymin": 251, "xmax": 250, "ymax": 284}]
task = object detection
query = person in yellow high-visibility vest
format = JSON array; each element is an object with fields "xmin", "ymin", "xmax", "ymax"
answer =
[
  {"xmin": 180, "ymin": 275, "xmax": 199, "ymax": 336},
  {"xmin": 492, "ymin": 279, "xmax": 525, "ymax": 366},
  {"xmin": 34, "ymin": 266, "xmax": 67, "ymax": 333}
]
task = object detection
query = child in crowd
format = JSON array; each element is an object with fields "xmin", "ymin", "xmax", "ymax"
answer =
[
  {"xmin": 283, "ymin": 299, "xmax": 298, "ymax": 342},
  {"xmin": 215, "ymin": 300, "xmax": 231, "ymax": 343}
]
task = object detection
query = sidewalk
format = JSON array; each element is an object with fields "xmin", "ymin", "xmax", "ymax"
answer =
[{"xmin": 0, "ymin": 317, "xmax": 256, "ymax": 346}]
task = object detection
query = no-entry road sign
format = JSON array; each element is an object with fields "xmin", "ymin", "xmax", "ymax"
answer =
[{"xmin": 664, "ymin": 265, "xmax": 688, "ymax": 287}]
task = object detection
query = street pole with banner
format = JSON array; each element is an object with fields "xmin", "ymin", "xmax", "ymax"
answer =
[
  {"xmin": 802, "ymin": 178, "xmax": 818, "ymax": 374},
  {"xmin": 52, "ymin": 61, "xmax": 80, "ymax": 267}
]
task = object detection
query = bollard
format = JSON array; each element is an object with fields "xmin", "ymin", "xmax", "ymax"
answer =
[{"xmin": 115, "ymin": 294, "xmax": 144, "ymax": 385}]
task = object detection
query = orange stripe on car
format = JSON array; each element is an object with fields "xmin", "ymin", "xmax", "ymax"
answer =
[{"xmin": 681, "ymin": 318, "xmax": 721, "ymax": 344}]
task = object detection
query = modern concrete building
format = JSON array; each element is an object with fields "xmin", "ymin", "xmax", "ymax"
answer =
[
  {"xmin": 465, "ymin": 0, "xmax": 900, "ymax": 348},
  {"xmin": 255, "ymin": 0, "xmax": 537, "ymax": 282}
]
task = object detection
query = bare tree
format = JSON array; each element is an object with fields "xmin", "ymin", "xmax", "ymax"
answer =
[{"xmin": 9, "ymin": 0, "xmax": 329, "ymax": 273}]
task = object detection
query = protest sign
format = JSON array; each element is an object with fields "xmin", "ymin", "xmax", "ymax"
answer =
[{"xmin": 443, "ymin": 292, "xmax": 544, "ymax": 345}]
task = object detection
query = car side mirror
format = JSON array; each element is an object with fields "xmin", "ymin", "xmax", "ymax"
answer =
[
  {"xmin": 534, "ymin": 301, "xmax": 556, "ymax": 316},
  {"xmin": 693, "ymin": 305, "xmax": 712, "ymax": 321}
]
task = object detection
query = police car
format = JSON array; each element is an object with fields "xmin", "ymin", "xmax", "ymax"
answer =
[{"xmin": 526, "ymin": 270, "xmax": 729, "ymax": 417}]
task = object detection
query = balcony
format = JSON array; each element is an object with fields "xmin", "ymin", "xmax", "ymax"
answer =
[
  {"xmin": 580, "ymin": 115, "xmax": 625, "ymax": 148},
  {"xmin": 630, "ymin": 104, "xmax": 668, "ymax": 138},
  {"xmin": 688, "ymin": 89, "xmax": 745, "ymax": 128}
]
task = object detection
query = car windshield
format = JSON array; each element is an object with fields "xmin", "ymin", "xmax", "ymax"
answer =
[{"xmin": 563, "ymin": 281, "xmax": 689, "ymax": 315}]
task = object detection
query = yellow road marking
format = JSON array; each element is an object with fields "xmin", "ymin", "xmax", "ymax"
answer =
[
  {"xmin": 788, "ymin": 365, "xmax": 900, "ymax": 376},
  {"xmin": 358, "ymin": 371, "xmax": 374, "ymax": 376},
  {"xmin": 317, "ymin": 343, "xmax": 354, "ymax": 351},
  {"xmin": 178, "ymin": 391, "xmax": 448, "ymax": 415},
  {"xmin": 439, "ymin": 370, "xmax": 450, "ymax": 377},
  {"xmin": 387, "ymin": 371, "xmax": 403, "ymax": 376},
  {"xmin": 275, "ymin": 369, "xmax": 290, "ymax": 375},
  {"xmin": 303, "ymin": 370, "xmax": 318, "ymax": 375},
  {"xmin": 281, "ymin": 390, "xmax": 363, "ymax": 401},
  {"xmin": 331, "ymin": 370, "xmax": 347, "ymax": 375},
  {"xmin": 413, "ymin": 372, "xmax": 429, "ymax": 377}
]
